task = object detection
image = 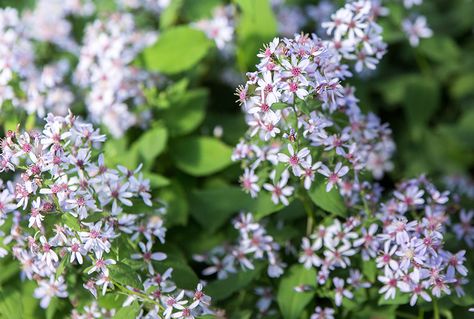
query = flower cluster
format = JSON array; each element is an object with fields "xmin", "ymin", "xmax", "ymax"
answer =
[
  {"xmin": 0, "ymin": 113, "xmax": 211, "ymax": 318},
  {"xmin": 74, "ymin": 13, "xmax": 157, "ymax": 137},
  {"xmin": 192, "ymin": 5, "xmax": 234, "ymax": 52},
  {"xmin": 71, "ymin": 301, "xmax": 115, "ymax": 319},
  {"xmin": 0, "ymin": 8, "xmax": 74, "ymax": 117},
  {"xmin": 295, "ymin": 176, "xmax": 469, "ymax": 308},
  {"xmin": 22, "ymin": 0, "xmax": 94, "ymax": 52},
  {"xmin": 233, "ymin": 34, "xmax": 394, "ymax": 205},
  {"xmin": 375, "ymin": 176, "xmax": 468, "ymax": 305},
  {"xmin": 298, "ymin": 218, "xmax": 371, "ymax": 306},
  {"xmin": 194, "ymin": 212, "xmax": 285, "ymax": 279},
  {"xmin": 117, "ymin": 0, "xmax": 171, "ymax": 13},
  {"xmin": 322, "ymin": 0, "xmax": 387, "ymax": 72}
]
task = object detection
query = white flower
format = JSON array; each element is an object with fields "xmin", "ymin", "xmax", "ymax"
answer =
[
  {"xmin": 34, "ymin": 276, "xmax": 68, "ymax": 309},
  {"xmin": 402, "ymin": 16, "xmax": 433, "ymax": 47},
  {"xmin": 87, "ymin": 251, "xmax": 116, "ymax": 275},
  {"xmin": 277, "ymin": 144, "xmax": 310, "ymax": 177},
  {"xmin": 317, "ymin": 162, "xmax": 349, "ymax": 192},
  {"xmin": 263, "ymin": 170, "xmax": 294, "ymax": 205},
  {"xmin": 68, "ymin": 239, "xmax": 86, "ymax": 264},
  {"xmin": 333, "ymin": 277, "xmax": 352, "ymax": 306},
  {"xmin": 131, "ymin": 241, "xmax": 167, "ymax": 274}
]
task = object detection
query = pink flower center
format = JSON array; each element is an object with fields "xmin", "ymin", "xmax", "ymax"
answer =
[{"xmin": 289, "ymin": 155, "xmax": 299, "ymax": 165}]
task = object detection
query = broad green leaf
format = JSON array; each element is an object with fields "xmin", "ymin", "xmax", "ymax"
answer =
[
  {"xmin": 159, "ymin": 0, "xmax": 184, "ymax": 29},
  {"xmin": 0, "ymin": 259, "xmax": 19, "ymax": 284},
  {"xmin": 98, "ymin": 293, "xmax": 127, "ymax": 310},
  {"xmin": 450, "ymin": 73, "xmax": 474, "ymax": 99},
  {"xmin": 155, "ymin": 260, "xmax": 199, "ymax": 290},
  {"xmin": 377, "ymin": 293, "xmax": 410, "ymax": 305},
  {"xmin": 189, "ymin": 186, "xmax": 284, "ymax": 231},
  {"xmin": 160, "ymin": 181, "xmax": 189, "ymax": 227},
  {"xmin": 362, "ymin": 259, "xmax": 377, "ymax": 282},
  {"xmin": 418, "ymin": 36, "xmax": 460, "ymax": 62},
  {"xmin": 109, "ymin": 262, "xmax": 142, "ymax": 288},
  {"xmin": 171, "ymin": 136, "xmax": 233, "ymax": 176},
  {"xmin": 206, "ymin": 266, "xmax": 262, "ymax": 301},
  {"xmin": 114, "ymin": 302, "xmax": 140, "ymax": 319},
  {"xmin": 352, "ymin": 306, "xmax": 397, "ymax": 319},
  {"xmin": 308, "ymin": 177, "xmax": 347, "ymax": 217},
  {"xmin": 162, "ymin": 88, "xmax": 208, "ymax": 136},
  {"xmin": 142, "ymin": 172, "xmax": 170, "ymax": 188},
  {"xmin": 277, "ymin": 265, "xmax": 316, "ymax": 319},
  {"xmin": 104, "ymin": 138, "xmax": 138, "ymax": 169},
  {"xmin": 135, "ymin": 123, "xmax": 168, "ymax": 165},
  {"xmin": 188, "ymin": 186, "xmax": 248, "ymax": 231},
  {"xmin": 252, "ymin": 192, "xmax": 286, "ymax": 220},
  {"xmin": 95, "ymin": 0, "xmax": 116, "ymax": 13},
  {"xmin": 403, "ymin": 76, "xmax": 440, "ymax": 128},
  {"xmin": 61, "ymin": 214, "xmax": 81, "ymax": 232},
  {"xmin": 0, "ymin": 289, "xmax": 22, "ymax": 319},
  {"xmin": 182, "ymin": 0, "xmax": 221, "ymax": 20},
  {"xmin": 82, "ymin": 212, "xmax": 110, "ymax": 224},
  {"xmin": 21, "ymin": 281, "xmax": 40, "ymax": 319},
  {"xmin": 235, "ymin": 0, "xmax": 277, "ymax": 71},
  {"xmin": 140, "ymin": 26, "xmax": 211, "ymax": 74}
]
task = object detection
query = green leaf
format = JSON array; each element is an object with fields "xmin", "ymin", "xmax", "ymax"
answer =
[
  {"xmin": 352, "ymin": 306, "xmax": 397, "ymax": 319},
  {"xmin": 403, "ymin": 76, "xmax": 440, "ymax": 127},
  {"xmin": 55, "ymin": 256, "xmax": 68, "ymax": 280},
  {"xmin": 189, "ymin": 186, "xmax": 284, "ymax": 231},
  {"xmin": 21, "ymin": 281, "xmax": 40, "ymax": 319},
  {"xmin": 109, "ymin": 262, "xmax": 142, "ymax": 288},
  {"xmin": 155, "ymin": 260, "xmax": 199, "ymax": 290},
  {"xmin": 236, "ymin": 0, "xmax": 277, "ymax": 71},
  {"xmin": 82, "ymin": 212, "xmax": 110, "ymax": 224},
  {"xmin": 188, "ymin": 186, "xmax": 247, "ymax": 231},
  {"xmin": 114, "ymin": 302, "xmax": 140, "ymax": 319},
  {"xmin": 98, "ymin": 293, "xmax": 127, "ymax": 310},
  {"xmin": 362, "ymin": 259, "xmax": 377, "ymax": 282},
  {"xmin": 450, "ymin": 73, "xmax": 474, "ymax": 99},
  {"xmin": 159, "ymin": 0, "xmax": 184, "ymax": 29},
  {"xmin": 61, "ymin": 214, "xmax": 81, "ymax": 232},
  {"xmin": 142, "ymin": 172, "xmax": 171, "ymax": 188},
  {"xmin": 135, "ymin": 123, "xmax": 168, "ymax": 165},
  {"xmin": 277, "ymin": 265, "xmax": 316, "ymax": 319},
  {"xmin": 140, "ymin": 26, "xmax": 211, "ymax": 74},
  {"xmin": 0, "ymin": 289, "xmax": 22, "ymax": 319},
  {"xmin": 45, "ymin": 298, "xmax": 58, "ymax": 319},
  {"xmin": 377, "ymin": 293, "xmax": 410, "ymax": 305},
  {"xmin": 160, "ymin": 181, "xmax": 189, "ymax": 227},
  {"xmin": 182, "ymin": 0, "xmax": 221, "ymax": 20},
  {"xmin": 308, "ymin": 177, "xmax": 347, "ymax": 216},
  {"xmin": 171, "ymin": 136, "xmax": 233, "ymax": 176},
  {"xmin": 104, "ymin": 138, "xmax": 138, "ymax": 169},
  {"xmin": 0, "ymin": 260, "xmax": 19, "ymax": 284},
  {"xmin": 206, "ymin": 266, "xmax": 262, "ymax": 301},
  {"xmin": 95, "ymin": 0, "xmax": 116, "ymax": 13},
  {"xmin": 418, "ymin": 36, "xmax": 460, "ymax": 62},
  {"xmin": 162, "ymin": 89, "xmax": 208, "ymax": 137}
]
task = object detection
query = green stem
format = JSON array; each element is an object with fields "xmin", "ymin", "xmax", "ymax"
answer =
[
  {"xmin": 418, "ymin": 309, "xmax": 424, "ymax": 319},
  {"xmin": 300, "ymin": 192, "xmax": 315, "ymax": 236},
  {"xmin": 433, "ymin": 299, "xmax": 440, "ymax": 319},
  {"xmin": 112, "ymin": 279, "xmax": 164, "ymax": 311}
]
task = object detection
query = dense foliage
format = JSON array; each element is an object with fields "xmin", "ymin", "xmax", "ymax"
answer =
[{"xmin": 0, "ymin": 0, "xmax": 472, "ymax": 319}]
